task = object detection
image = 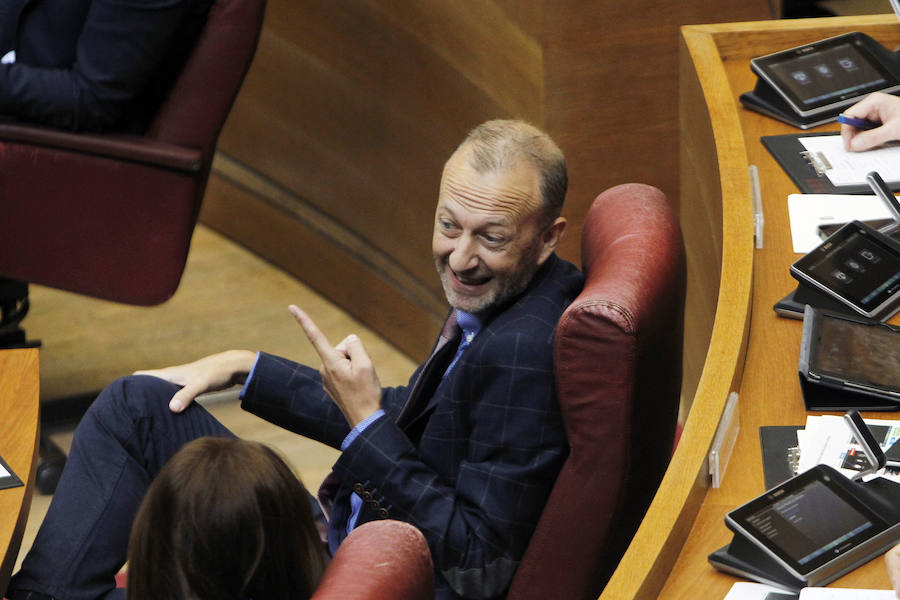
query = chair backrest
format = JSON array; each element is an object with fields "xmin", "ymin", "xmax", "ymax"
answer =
[
  {"xmin": 507, "ymin": 183, "xmax": 686, "ymax": 600},
  {"xmin": 311, "ymin": 520, "xmax": 434, "ymax": 600},
  {"xmin": 0, "ymin": 0, "xmax": 265, "ymax": 305},
  {"xmin": 146, "ymin": 0, "xmax": 267, "ymax": 203}
]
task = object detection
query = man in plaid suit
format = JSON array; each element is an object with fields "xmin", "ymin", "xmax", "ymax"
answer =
[{"xmin": 9, "ymin": 119, "xmax": 583, "ymax": 600}]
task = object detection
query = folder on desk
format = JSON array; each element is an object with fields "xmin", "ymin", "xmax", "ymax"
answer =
[
  {"xmin": 759, "ymin": 425, "xmax": 803, "ymax": 490},
  {"xmin": 0, "ymin": 454, "xmax": 23, "ymax": 491},
  {"xmin": 762, "ymin": 132, "xmax": 900, "ymax": 195}
]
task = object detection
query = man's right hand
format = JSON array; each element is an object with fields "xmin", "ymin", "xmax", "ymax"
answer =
[{"xmin": 134, "ymin": 349, "xmax": 257, "ymax": 413}]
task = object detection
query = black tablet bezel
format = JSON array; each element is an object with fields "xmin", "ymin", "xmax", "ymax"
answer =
[
  {"xmin": 725, "ymin": 465, "xmax": 891, "ymax": 578},
  {"xmin": 750, "ymin": 32, "xmax": 900, "ymax": 118},
  {"xmin": 801, "ymin": 308, "xmax": 900, "ymax": 399},
  {"xmin": 790, "ymin": 221, "xmax": 900, "ymax": 319}
]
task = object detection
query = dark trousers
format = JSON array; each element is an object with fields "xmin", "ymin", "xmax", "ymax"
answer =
[{"xmin": 9, "ymin": 375, "xmax": 236, "ymax": 600}]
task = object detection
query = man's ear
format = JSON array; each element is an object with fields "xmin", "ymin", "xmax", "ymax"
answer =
[{"xmin": 537, "ymin": 217, "xmax": 567, "ymax": 264}]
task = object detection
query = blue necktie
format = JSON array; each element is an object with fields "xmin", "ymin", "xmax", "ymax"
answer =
[{"xmin": 444, "ymin": 310, "xmax": 480, "ymax": 377}]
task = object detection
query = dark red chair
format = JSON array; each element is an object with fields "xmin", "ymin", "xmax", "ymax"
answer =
[
  {"xmin": 0, "ymin": 0, "xmax": 266, "ymax": 492},
  {"xmin": 507, "ymin": 183, "xmax": 687, "ymax": 600},
  {"xmin": 52, "ymin": 520, "xmax": 433, "ymax": 600},
  {"xmin": 312, "ymin": 520, "xmax": 434, "ymax": 600}
]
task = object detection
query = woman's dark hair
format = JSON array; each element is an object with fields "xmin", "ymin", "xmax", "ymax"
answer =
[{"xmin": 127, "ymin": 437, "xmax": 328, "ymax": 600}]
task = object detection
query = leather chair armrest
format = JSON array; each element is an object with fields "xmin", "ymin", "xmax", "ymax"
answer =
[
  {"xmin": 0, "ymin": 122, "xmax": 202, "ymax": 173},
  {"xmin": 311, "ymin": 520, "xmax": 434, "ymax": 600}
]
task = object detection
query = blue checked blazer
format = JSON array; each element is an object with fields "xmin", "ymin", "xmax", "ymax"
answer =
[
  {"xmin": 0, "ymin": 0, "xmax": 211, "ymax": 131},
  {"xmin": 241, "ymin": 254, "xmax": 584, "ymax": 599}
]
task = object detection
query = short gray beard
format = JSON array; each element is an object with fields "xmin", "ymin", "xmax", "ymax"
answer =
[{"xmin": 436, "ymin": 237, "xmax": 544, "ymax": 315}]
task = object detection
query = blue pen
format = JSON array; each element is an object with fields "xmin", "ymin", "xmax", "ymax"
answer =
[{"xmin": 837, "ymin": 114, "xmax": 881, "ymax": 130}]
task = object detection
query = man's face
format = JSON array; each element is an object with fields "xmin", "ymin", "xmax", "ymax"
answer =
[{"xmin": 432, "ymin": 151, "xmax": 555, "ymax": 314}]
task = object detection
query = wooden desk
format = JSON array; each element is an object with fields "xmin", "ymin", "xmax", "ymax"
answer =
[
  {"xmin": 0, "ymin": 349, "xmax": 39, "ymax": 597},
  {"xmin": 600, "ymin": 15, "xmax": 900, "ymax": 600}
]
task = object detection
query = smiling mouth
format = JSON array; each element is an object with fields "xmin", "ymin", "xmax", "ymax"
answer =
[{"xmin": 451, "ymin": 269, "xmax": 491, "ymax": 289}]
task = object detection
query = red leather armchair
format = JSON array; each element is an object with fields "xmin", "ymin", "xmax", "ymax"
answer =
[
  {"xmin": 0, "ymin": 0, "xmax": 266, "ymax": 493},
  {"xmin": 0, "ymin": 0, "xmax": 265, "ymax": 310},
  {"xmin": 508, "ymin": 183, "xmax": 686, "ymax": 600},
  {"xmin": 312, "ymin": 520, "xmax": 434, "ymax": 600}
]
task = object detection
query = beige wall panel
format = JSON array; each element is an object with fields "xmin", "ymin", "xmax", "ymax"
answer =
[{"xmin": 203, "ymin": 1, "xmax": 777, "ymax": 360}]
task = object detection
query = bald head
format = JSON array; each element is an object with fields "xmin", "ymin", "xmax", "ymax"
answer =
[{"xmin": 451, "ymin": 120, "xmax": 567, "ymax": 227}]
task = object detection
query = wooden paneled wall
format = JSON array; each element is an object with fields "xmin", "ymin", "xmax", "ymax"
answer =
[{"xmin": 200, "ymin": 1, "xmax": 778, "ymax": 362}]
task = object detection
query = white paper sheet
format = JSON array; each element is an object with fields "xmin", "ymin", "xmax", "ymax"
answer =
[
  {"xmin": 787, "ymin": 193, "xmax": 892, "ymax": 253},
  {"xmin": 800, "ymin": 588, "xmax": 894, "ymax": 599},
  {"xmin": 723, "ymin": 582, "xmax": 787, "ymax": 599},
  {"xmin": 799, "ymin": 136, "xmax": 900, "ymax": 187},
  {"xmin": 798, "ymin": 415, "xmax": 900, "ymax": 483}
]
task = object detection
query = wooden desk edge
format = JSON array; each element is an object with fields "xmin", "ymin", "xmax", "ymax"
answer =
[
  {"xmin": 0, "ymin": 349, "xmax": 40, "ymax": 597},
  {"xmin": 599, "ymin": 23, "xmax": 757, "ymax": 600}
]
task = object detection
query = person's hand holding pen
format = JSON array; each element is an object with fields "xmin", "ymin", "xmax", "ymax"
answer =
[{"xmin": 840, "ymin": 91, "xmax": 900, "ymax": 152}]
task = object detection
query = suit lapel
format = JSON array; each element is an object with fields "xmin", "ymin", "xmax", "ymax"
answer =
[{"xmin": 395, "ymin": 311, "xmax": 460, "ymax": 431}]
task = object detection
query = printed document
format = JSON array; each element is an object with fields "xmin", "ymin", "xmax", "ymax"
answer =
[{"xmin": 798, "ymin": 136, "xmax": 900, "ymax": 187}]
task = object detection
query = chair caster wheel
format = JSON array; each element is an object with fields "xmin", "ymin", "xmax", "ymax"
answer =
[
  {"xmin": 36, "ymin": 456, "xmax": 65, "ymax": 495},
  {"xmin": 36, "ymin": 437, "xmax": 67, "ymax": 495}
]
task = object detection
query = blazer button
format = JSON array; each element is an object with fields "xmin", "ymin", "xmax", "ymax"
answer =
[
  {"xmin": 361, "ymin": 491, "xmax": 373, "ymax": 501},
  {"xmin": 353, "ymin": 483, "xmax": 365, "ymax": 494},
  {"xmin": 378, "ymin": 507, "xmax": 389, "ymax": 518}
]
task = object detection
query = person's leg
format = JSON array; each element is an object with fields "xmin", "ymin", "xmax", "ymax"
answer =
[{"xmin": 8, "ymin": 375, "xmax": 235, "ymax": 600}]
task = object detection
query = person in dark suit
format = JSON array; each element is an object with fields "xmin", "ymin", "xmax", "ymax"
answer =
[
  {"xmin": 8, "ymin": 119, "xmax": 582, "ymax": 600},
  {"xmin": 0, "ymin": 0, "xmax": 212, "ymax": 132}
]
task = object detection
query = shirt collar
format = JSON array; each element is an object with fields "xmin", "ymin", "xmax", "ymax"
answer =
[{"xmin": 455, "ymin": 310, "xmax": 482, "ymax": 338}]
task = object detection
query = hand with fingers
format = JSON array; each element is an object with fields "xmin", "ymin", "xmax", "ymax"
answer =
[
  {"xmin": 289, "ymin": 304, "xmax": 382, "ymax": 427},
  {"xmin": 134, "ymin": 349, "xmax": 257, "ymax": 413},
  {"xmin": 841, "ymin": 91, "xmax": 900, "ymax": 152}
]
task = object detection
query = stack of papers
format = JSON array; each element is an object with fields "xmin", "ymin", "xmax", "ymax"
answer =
[
  {"xmin": 798, "ymin": 136, "xmax": 900, "ymax": 188},
  {"xmin": 796, "ymin": 415, "xmax": 900, "ymax": 482}
]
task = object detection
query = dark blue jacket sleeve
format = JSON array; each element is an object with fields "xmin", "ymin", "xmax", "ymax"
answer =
[
  {"xmin": 0, "ymin": 0, "xmax": 202, "ymax": 131},
  {"xmin": 240, "ymin": 352, "xmax": 415, "ymax": 450}
]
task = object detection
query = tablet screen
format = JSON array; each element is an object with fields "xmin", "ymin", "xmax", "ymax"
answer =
[
  {"xmin": 729, "ymin": 468, "xmax": 887, "ymax": 575},
  {"xmin": 812, "ymin": 313, "xmax": 900, "ymax": 391},
  {"xmin": 791, "ymin": 223, "xmax": 900, "ymax": 317},
  {"xmin": 752, "ymin": 32, "xmax": 900, "ymax": 116},
  {"xmin": 767, "ymin": 43, "xmax": 887, "ymax": 108}
]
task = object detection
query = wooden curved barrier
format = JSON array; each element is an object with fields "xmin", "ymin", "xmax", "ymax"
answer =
[{"xmin": 604, "ymin": 15, "xmax": 900, "ymax": 600}]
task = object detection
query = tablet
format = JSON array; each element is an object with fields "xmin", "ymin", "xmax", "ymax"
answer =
[
  {"xmin": 725, "ymin": 464, "xmax": 896, "ymax": 582},
  {"xmin": 790, "ymin": 221, "xmax": 900, "ymax": 320},
  {"xmin": 799, "ymin": 307, "xmax": 900, "ymax": 403},
  {"xmin": 751, "ymin": 32, "xmax": 900, "ymax": 118}
]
